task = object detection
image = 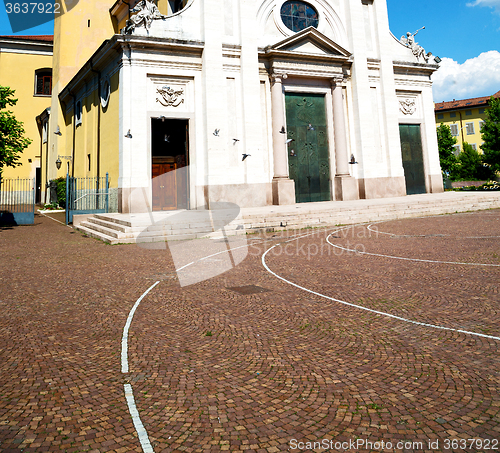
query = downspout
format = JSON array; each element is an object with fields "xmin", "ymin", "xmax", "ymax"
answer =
[
  {"xmin": 458, "ymin": 110, "xmax": 465, "ymax": 147},
  {"xmin": 90, "ymin": 61, "xmax": 101, "ymax": 180},
  {"xmin": 69, "ymin": 90, "xmax": 76, "ymax": 176},
  {"xmin": 45, "ymin": 115, "xmax": 49, "ymax": 203}
]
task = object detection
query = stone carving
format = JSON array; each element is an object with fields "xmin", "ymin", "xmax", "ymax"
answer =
[
  {"xmin": 320, "ymin": 161, "xmax": 329, "ymax": 176},
  {"xmin": 318, "ymin": 130, "xmax": 327, "ymax": 146},
  {"xmin": 296, "ymin": 98, "xmax": 314, "ymax": 123},
  {"xmin": 400, "ymin": 27, "xmax": 431, "ymax": 63},
  {"xmin": 399, "ymin": 98, "xmax": 416, "ymax": 116},
  {"xmin": 156, "ymin": 86, "xmax": 185, "ymax": 107},
  {"xmin": 122, "ymin": 0, "xmax": 166, "ymax": 35}
]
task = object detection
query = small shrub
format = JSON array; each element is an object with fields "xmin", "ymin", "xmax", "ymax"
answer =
[{"xmin": 51, "ymin": 177, "xmax": 66, "ymax": 208}]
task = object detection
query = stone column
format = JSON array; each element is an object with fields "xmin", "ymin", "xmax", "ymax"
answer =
[
  {"xmin": 332, "ymin": 78, "xmax": 359, "ymax": 201},
  {"xmin": 270, "ymin": 72, "xmax": 295, "ymax": 205},
  {"xmin": 271, "ymin": 73, "xmax": 288, "ymax": 178},
  {"xmin": 332, "ymin": 79, "xmax": 349, "ymax": 176}
]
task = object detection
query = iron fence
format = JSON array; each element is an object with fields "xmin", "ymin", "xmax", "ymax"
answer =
[
  {"xmin": 66, "ymin": 173, "xmax": 109, "ymax": 224},
  {"xmin": 0, "ymin": 177, "xmax": 35, "ymax": 225}
]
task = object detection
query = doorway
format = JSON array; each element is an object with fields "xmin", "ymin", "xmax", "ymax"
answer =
[
  {"xmin": 285, "ymin": 93, "xmax": 330, "ymax": 203},
  {"xmin": 151, "ymin": 118, "xmax": 189, "ymax": 210},
  {"xmin": 399, "ymin": 124, "xmax": 426, "ymax": 195},
  {"xmin": 35, "ymin": 167, "xmax": 41, "ymax": 204}
]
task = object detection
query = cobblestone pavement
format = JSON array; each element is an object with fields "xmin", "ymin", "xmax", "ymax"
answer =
[{"xmin": 0, "ymin": 210, "xmax": 499, "ymax": 453}]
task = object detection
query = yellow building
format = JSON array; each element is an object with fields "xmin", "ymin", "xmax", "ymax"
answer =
[
  {"xmin": 435, "ymin": 90, "xmax": 500, "ymax": 155},
  {"xmin": 0, "ymin": 35, "xmax": 53, "ymax": 203}
]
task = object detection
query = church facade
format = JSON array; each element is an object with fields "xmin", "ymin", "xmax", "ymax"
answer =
[{"xmin": 47, "ymin": 0, "xmax": 443, "ymax": 213}]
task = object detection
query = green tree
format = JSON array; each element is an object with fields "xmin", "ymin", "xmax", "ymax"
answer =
[
  {"xmin": 436, "ymin": 123, "xmax": 458, "ymax": 177},
  {"xmin": 0, "ymin": 86, "xmax": 31, "ymax": 175},
  {"xmin": 481, "ymin": 96, "xmax": 500, "ymax": 174},
  {"xmin": 457, "ymin": 142, "xmax": 494, "ymax": 181}
]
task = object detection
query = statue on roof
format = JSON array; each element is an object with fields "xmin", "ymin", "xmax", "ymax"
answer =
[
  {"xmin": 400, "ymin": 27, "xmax": 430, "ymax": 63},
  {"xmin": 122, "ymin": 0, "xmax": 166, "ymax": 35}
]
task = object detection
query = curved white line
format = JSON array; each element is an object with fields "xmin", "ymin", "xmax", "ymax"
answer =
[
  {"xmin": 262, "ymin": 242, "xmax": 500, "ymax": 342},
  {"xmin": 367, "ymin": 223, "xmax": 500, "ymax": 239},
  {"xmin": 122, "ymin": 281, "xmax": 160, "ymax": 374},
  {"xmin": 122, "ymin": 282, "xmax": 160, "ymax": 453},
  {"xmin": 124, "ymin": 384, "xmax": 154, "ymax": 453},
  {"xmin": 39, "ymin": 211, "xmax": 73, "ymax": 228},
  {"xmin": 326, "ymin": 233, "xmax": 500, "ymax": 267}
]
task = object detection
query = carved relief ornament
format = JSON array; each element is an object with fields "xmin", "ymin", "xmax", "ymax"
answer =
[
  {"xmin": 399, "ymin": 98, "xmax": 416, "ymax": 115},
  {"xmin": 156, "ymin": 86, "xmax": 185, "ymax": 107}
]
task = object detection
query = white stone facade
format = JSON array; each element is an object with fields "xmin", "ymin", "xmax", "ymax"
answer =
[{"xmin": 60, "ymin": 0, "xmax": 443, "ymax": 213}]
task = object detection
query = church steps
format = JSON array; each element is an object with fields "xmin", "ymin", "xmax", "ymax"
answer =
[{"xmin": 74, "ymin": 192, "xmax": 500, "ymax": 244}]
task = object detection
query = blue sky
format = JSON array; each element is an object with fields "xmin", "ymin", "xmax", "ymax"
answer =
[
  {"xmin": 1, "ymin": 0, "xmax": 499, "ymax": 102},
  {"xmin": 387, "ymin": 0, "xmax": 500, "ymax": 102}
]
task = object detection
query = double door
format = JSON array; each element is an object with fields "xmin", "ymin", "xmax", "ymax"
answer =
[
  {"xmin": 152, "ymin": 161, "xmax": 177, "ymax": 211},
  {"xmin": 399, "ymin": 124, "xmax": 426, "ymax": 195},
  {"xmin": 285, "ymin": 93, "xmax": 331, "ymax": 203},
  {"xmin": 151, "ymin": 118, "xmax": 189, "ymax": 211}
]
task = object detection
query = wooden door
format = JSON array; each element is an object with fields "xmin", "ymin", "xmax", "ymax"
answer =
[
  {"xmin": 285, "ymin": 93, "xmax": 330, "ymax": 203},
  {"xmin": 152, "ymin": 162, "xmax": 177, "ymax": 210}
]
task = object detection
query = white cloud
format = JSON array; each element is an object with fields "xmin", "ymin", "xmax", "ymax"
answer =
[
  {"xmin": 466, "ymin": 0, "xmax": 500, "ymax": 13},
  {"xmin": 432, "ymin": 51, "xmax": 500, "ymax": 102}
]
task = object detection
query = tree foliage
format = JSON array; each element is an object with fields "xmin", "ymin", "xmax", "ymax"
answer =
[
  {"xmin": 481, "ymin": 96, "xmax": 500, "ymax": 174},
  {"xmin": 436, "ymin": 123, "xmax": 458, "ymax": 176},
  {"xmin": 0, "ymin": 86, "xmax": 32, "ymax": 175},
  {"xmin": 457, "ymin": 142, "xmax": 494, "ymax": 181}
]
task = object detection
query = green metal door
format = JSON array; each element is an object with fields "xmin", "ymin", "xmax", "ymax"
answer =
[
  {"xmin": 285, "ymin": 93, "xmax": 330, "ymax": 203},
  {"xmin": 399, "ymin": 124, "xmax": 426, "ymax": 195}
]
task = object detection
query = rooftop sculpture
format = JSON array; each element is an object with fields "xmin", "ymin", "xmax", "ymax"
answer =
[
  {"xmin": 400, "ymin": 27, "xmax": 434, "ymax": 63},
  {"xmin": 122, "ymin": 0, "xmax": 166, "ymax": 34}
]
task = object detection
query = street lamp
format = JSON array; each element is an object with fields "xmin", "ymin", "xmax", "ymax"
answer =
[{"xmin": 55, "ymin": 157, "xmax": 62, "ymax": 169}]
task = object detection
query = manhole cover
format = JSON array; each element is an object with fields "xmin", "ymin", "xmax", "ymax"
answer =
[{"xmin": 227, "ymin": 285, "xmax": 272, "ymax": 295}]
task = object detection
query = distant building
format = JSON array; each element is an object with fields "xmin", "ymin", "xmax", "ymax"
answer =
[
  {"xmin": 435, "ymin": 90, "xmax": 500, "ymax": 155},
  {"xmin": 0, "ymin": 35, "xmax": 53, "ymax": 203}
]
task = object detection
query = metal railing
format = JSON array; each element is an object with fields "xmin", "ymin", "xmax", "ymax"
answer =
[
  {"xmin": 0, "ymin": 177, "xmax": 35, "ymax": 225},
  {"xmin": 66, "ymin": 173, "xmax": 109, "ymax": 224}
]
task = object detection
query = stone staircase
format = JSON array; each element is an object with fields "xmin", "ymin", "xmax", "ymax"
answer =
[{"xmin": 74, "ymin": 191, "xmax": 500, "ymax": 244}]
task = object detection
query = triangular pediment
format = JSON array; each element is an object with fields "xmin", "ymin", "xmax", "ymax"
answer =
[{"xmin": 266, "ymin": 27, "xmax": 351, "ymax": 59}]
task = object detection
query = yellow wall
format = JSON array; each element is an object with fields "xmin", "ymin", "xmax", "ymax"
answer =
[
  {"xmin": 52, "ymin": 2, "xmax": 115, "ymax": 90},
  {"xmin": 49, "ymin": 1, "xmax": 116, "ymax": 184},
  {"xmin": 435, "ymin": 107, "xmax": 487, "ymax": 154},
  {"xmin": 0, "ymin": 49, "xmax": 52, "ymax": 182},
  {"xmin": 61, "ymin": 71, "xmax": 120, "ymax": 189},
  {"xmin": 101, "ymin": 72, "xmax": 120, "ymax": 189}
]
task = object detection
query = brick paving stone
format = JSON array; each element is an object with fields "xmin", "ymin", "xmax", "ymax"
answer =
[{"xmin": 0, "ymin": 211, "xmax": 499, "ymax": 452}]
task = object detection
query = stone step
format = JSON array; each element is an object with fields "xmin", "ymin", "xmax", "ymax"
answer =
[{"xmin": 75, "ymin": 192, "xmax": 500, "ymax": 244}]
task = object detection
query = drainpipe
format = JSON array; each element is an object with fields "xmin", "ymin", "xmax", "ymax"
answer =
[
  {"xmin": 90, "ymin": 61, "xmax": 101, "ymax": 180},
  {"xmin": 458, "ymin": 110, "xmax": 465, "ymax": 147},
  {"xmin": 69, "ymin": 90, "xmax": 76, "ymax": 176}
]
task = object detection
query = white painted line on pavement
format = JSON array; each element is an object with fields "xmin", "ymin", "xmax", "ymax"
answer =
[
  {"xmin": 262, "ymin": 233, "xmax": 500, "ymax": 343},
  {"xmin": 124, "ymin": 384, "xmax": 154, "ymax": 453},
  {"xmin": 121, "ymin": 281, "xmax": 160, "ymax": 374},
  {"xmin": 327, "ymin": 233, "xmax": 500, "ymax": 267}
]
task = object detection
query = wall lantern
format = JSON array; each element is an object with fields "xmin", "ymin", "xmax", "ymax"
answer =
[{"xmin": 56, "ymin": 155, "xmax": 73, "ymax": 170}]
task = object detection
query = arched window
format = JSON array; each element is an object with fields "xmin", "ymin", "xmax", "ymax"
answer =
[
  {"xmin": 280, "ymin": 1, "xmax": 319, "ymax": 33},
  {"xmin": 35, "ymin": 68, "xmax": 52, "ymax": 96},
  {"xmin": 75, "ymin": 100, "xmax": 82, "ymax": 127},
  {"xmin": 169, "ymin": 0, "xmax": 188, "ymax": 14}
]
